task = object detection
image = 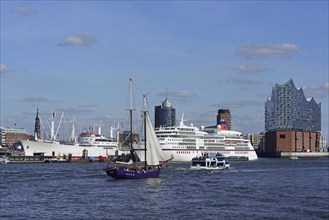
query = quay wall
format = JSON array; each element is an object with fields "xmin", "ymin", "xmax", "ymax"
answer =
[
  {"xmin": 257, "ymin": 151, "xmax": 329, "ymax": 158},
  {"xmin": 280, "ymin": 152, "xmax": 329, "ymax": 158}
]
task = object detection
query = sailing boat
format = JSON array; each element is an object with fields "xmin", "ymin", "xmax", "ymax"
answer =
[{"xmin": 104, "ymin": 80, "xmax": 173, "ymax": 179}]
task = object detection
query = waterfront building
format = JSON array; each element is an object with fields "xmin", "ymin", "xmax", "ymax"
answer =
[
  {"xmin": 119, "ymin": 131, "xmax": 139, "ymax": 148},
  {"xmin": 217, "ymin": 109, "xmax": 231, "ymax": 130},
  {"xmin": 250, "ymin": 132, "xmax": 265, "ymax": 151},
  {"xmin": 154, "ymin": 98, "xmax": 176, "ymax": 128},
  {"xmin": 319, "ymin": 132, "xmax": 328, "ymax": 152},
  {"xmin": 0, "ymin": 126, "xmax": 30, "ymax": 147},
  {"xmin": 264, "ymin": 79, "xmax": 321, "ymax": 155}
]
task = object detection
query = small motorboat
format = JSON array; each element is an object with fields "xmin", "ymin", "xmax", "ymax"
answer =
[
  {"xmin": 44, "ymin": 158, "xmax": 69, "ymax": 163},
  {"xmin": 289, "ymin": 156, "xmax": 299, "ymax": 160},
  {"xmin": 0, "ymin": 157, "xmax": 10, "ymax": 164},
  {"xmin": 190, "ymin": 153, "xmax": 230, "ymax": 170}
]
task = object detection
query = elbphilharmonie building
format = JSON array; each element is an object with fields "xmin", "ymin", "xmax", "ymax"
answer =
[
  {"xmin": 265, "ymin": 79, "xmax": 322, "ymax": 155},
  {"xmin": 265, "ymin": 79, "xmax": 321, "ymax": 132}
]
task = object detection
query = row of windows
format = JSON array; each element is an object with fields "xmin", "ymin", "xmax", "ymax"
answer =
[
  {"xmin": 171, "ymin": 146, "xmax": 197, "ymax": 149},
  {"xmin": 175, "ymin": 151, "xmax": 249, "ymax": 154}
]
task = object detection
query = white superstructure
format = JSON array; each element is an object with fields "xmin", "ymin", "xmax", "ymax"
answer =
[
  {"xmin": 18, "ymin": 111, "xmax": 123, "ymax": 160},
  {"xmin": 19, "ymin": 140, "xmax": 117, "ymax": 160},
  {"xmin": 78, "ymin": 132, "xmax": 118, "ymax": 148},
  {"xmin": 19, "ymin": 131, "xmax": 123, "ymax": 160},
  {"xmin": 155, "ymin": 117, "xmax": 258, "ymax": 162}
]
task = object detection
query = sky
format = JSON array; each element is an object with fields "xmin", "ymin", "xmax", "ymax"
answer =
[{"xmin": 1, "ymin": 1, "xmax": 328, "ymax": 140}]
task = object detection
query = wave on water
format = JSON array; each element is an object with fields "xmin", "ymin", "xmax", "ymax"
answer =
[{"xmin": 1, "ymin": 158, "xmax": 328, "ymax": 219}]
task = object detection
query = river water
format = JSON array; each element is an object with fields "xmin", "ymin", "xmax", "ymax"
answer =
[{"xmin": 1, "ymin": 158, "xmax": 328, "ymax": 219}]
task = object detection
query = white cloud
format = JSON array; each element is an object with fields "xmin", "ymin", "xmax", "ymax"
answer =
[
  {"xmin": 58, "ymin": 32, "xmax": 98, "ymax": 47},
  {"xmin": 210, "ymin": 100, "xmax": 264, "ymax": 109},
  {"xmin": 235, "ymin": 43, "xmax": 300, "ymax": 58},
  {"xmin": 158, "ymin": 90, "xmax": 197, "ymax": 97},
  {"xmin": 226, "ymin": 78, "xmax": 263, "ymax": 85},
  {"xmin": 0, "ymin": 64, "xmax": 10, "ymax": 74},
  {"xmin": 78, "ymin": 105, "xmax": 99, "ymax": 108},
  {"xmin": 11, "ymin": 6, "xmax": 37, "ymax": 16},
  {"xmin": 232, "ymin": 64, "xmax": 268, "ymax": 73},
  {"xmin": 22, "ymin": 96, "xmax": 50, "ymax": 102},
  {"xmin": 303, "ymin": 82, "xmax": 329, "ymax": 98},
  {"xmin": 55, "ymin": 107, "xmax": 94, "ymax": 115}
]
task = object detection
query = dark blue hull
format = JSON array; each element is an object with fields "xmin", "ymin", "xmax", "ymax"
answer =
[
  {"xmin": 44, "ymin": 160, "xmax": 69, "ymax": 163},
  {"xmin": 105, "ymin": 167, "xmax": 160, "ymax": 179}
]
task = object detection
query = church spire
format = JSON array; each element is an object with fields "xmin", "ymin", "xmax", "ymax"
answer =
[{"xmin": 34, "ymin": 108, "xmax": 41, "ymax": 140}]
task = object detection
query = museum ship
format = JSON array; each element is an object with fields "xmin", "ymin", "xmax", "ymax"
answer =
[{"xmin": 17, "ymin": 110, "xmax": 122, "ymax": 161}]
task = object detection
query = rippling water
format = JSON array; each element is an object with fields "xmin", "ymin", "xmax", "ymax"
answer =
[{"xmin": 1, "ymin": 158, "xmax": 328, "ymax": 219}]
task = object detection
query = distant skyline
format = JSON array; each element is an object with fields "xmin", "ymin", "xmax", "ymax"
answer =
[{"xmin": 1, "ymin": 1, "xmax": 328, "ymax": 140}]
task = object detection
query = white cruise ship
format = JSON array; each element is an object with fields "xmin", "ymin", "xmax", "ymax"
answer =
[
  {"xmin": 78, "ymin": 131, "xmax": 118, "ymax": 149},
  {"xmin": 155, "ymin": 117, "xmax": 258, "ymax": 162}
]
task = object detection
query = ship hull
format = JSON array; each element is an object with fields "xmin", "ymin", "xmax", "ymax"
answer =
[
  {"xmin": 162, "ymin": 148, "xmax": 258, "ymax": 162},
  {"xmin": 19, "ymin": 140, "xmax": 118, "ymax": 160},
  {"xmin": 105, "ymin": 167, "xmax": 160, "ymax": 179}
]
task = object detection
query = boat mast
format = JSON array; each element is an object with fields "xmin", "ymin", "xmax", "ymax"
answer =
[
  {"xmin": 50, "ymin": 113, "xmax": 55, "ymax": 140},
  {"xmin": 129, "ymin": 78, "xmax": 134, "ymax": 160},
  {"xmin": 143, "ymin": 95, "xmax": 147, "ymax": 170},
  {"xmin": 71, "ymin": 117, "xmax": 76, "ymax": 143}
]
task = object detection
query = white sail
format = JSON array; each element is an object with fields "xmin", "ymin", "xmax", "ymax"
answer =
[
  {"xmin": 145, "ymin": 113, "xmax": 168, "ymax": 166},
  {"xmin": 133, "ymin": 92, "xmax": 172, "ymax": 165}
]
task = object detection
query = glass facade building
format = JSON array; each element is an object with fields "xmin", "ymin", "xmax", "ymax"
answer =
[
  {"xmin": 265, "ymin": 79, "xmax": 321, "ymax": 132},
  {"xmin": 154, "ymin": 98, "xmax": 176, "ymax": 128}
]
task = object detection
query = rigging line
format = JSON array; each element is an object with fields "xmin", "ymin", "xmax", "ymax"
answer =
[
  {"xmin": 130, "ymin": 78, "xmax": 146, "ymax": 112},
  {"xmin": 62, "ymin": 115, "xmax": 70, "ymax": 140},
  {"xmin": 39, "ymin": 116, "xmax": 49, "ymax": 140},
  {"xmin": 55, "ymin": 113, "xmax": 64, "ymax": 139},
  {"xmin": 79, "ymin": 120, "xmax": 86, "ymax": 134},
  {"xmin": 44, "ymin": 115, "xmax": 50, "ymax": 130}
]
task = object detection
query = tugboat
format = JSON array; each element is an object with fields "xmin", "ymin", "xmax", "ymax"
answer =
[{"xmin": 190, "ymin": 153, "xmax": 230, "ymax": 170}]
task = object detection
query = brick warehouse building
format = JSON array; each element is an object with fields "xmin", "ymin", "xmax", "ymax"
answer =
[
  {"xmin": 265, "ymin": 79, "xmax": 321, "ymax": 155},
  {"xmin": 265, "ymin": 131, "xmax": 320, "ymax": 154},
  {"xmin": 0, "ymin": 127, "xmax": 30, "ymax": 147}
]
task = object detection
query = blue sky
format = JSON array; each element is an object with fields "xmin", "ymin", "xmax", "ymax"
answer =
[{"xmin": 1, "ymin": 1, "xmax": 328, "ymax": 139}]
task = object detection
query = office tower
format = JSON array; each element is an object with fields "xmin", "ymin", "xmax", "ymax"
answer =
[{"xmin": 154, "ymin": 98, "xmax": 176, "ymax": 128}]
